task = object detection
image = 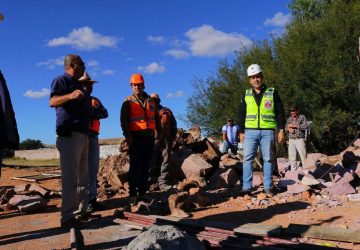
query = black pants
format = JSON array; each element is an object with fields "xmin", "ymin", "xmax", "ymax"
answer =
[{"xmin": 128, "ymin": 135, "xmax": 154, "ymax": 196}]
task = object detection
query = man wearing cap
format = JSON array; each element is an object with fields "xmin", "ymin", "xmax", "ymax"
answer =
[
  {"xmin": 50, "ymin": 54, "xmax": 90, "ymax": 227},
  {"xmin": 239, "ymin": 64, "xmax": 285, "ymax": 196},
  {"xmin": 220, "ymin": 117, "xmax": 240, "ymax": 155},
  {"xmin": 150, "ymin": 93, "xmax": 177, "ymax": 191},
  {"xmin": 79, "ymin": 73, "xmax": 108, "ymax": 211},
  {"xmin": 120, "ymin": 73, "xmax": 161, "ymax": 204},
  {"xmin": 286, "ymin": 104, "xmax": 308, "ymax": 171}
]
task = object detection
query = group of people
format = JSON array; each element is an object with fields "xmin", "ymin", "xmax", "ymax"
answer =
[
  {"xmin": 220, "ymin": 63, "xmax": 308, "ymax": 196},
  {"xmin": 50, "ymin": 54, "xmax": 177, "ymax": 227},
  {"xmin": 50, "ymin": 54, "xmax": 308, "ymax": 227}
]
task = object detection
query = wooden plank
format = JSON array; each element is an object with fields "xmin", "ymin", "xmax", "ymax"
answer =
[
  {"xmin": 11, "ymin": 173, "xmax": 61, "ymax": 182},
  {"xmin": 233, "ymin": 223, "xmax": 283, "ymax": 236},
  {"xmin": 285, "ymin": 224, "xmax": 360, "ymax": 243}
]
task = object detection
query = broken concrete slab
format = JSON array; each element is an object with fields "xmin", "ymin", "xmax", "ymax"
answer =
[
  {"xmin": 301, "ymin": 174, "xmax": 320, "ymax": 186},
  {"xmin": 208, "ymin": 168, "xmax": 240, "ymax": 189},
  {"xmin": 284, "ymin": 171, "xmax": 300, "ymax": 182},
  {"xmin": 347, "ymin": 193, "xmax": 360, "ymax": 201},
  {"xmin": 276, "ymin": 158, "xmax": 290, "ymax": 173},
  {"xmin": 181, "ymin": 153, "xmax": 214, "ymax": 179},
  {"xmin": 287, "ymin": 183, "xmax": 310, "ymax": 194}
]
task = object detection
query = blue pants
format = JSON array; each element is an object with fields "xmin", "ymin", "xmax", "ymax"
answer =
[
  {"xmin": 128, "ymin": 135, "xmax": 154, "ymax": 197},
  {"xmin": 88, "ymin": 134, "xmax": 100, "ymax": 201},
  {"xmin": 242, "ymin": 129, "xmax": 275, "ymax": 190},
  {"xmin": 220, "ymin": 141, "xmax": 238, "ymax": 154}
]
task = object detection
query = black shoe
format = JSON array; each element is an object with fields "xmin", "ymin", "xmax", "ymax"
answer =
[
  {"xmin": 61, "ymin": 218, "xmax": 81, "ymax": 228},
  {"xmin": 88, "ymin": 200, "xmax": 105, "ymax": 212}
]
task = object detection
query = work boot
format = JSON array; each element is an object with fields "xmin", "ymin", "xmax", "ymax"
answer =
[
  {"xmin": 60, "ymin": 217, "xmax": 81, "ymax": 228},
  {"xmin": 264, "ymin": 188, "xmax": 274, "ymax": 197},
  {"xmin": 87, "ymin": 199, "xmax": 105, "ymax": 212}
]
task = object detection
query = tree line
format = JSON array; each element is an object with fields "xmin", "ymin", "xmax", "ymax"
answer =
[{"xmin": 186, "ymin": 0, "xmax": 360, "ymax": 155}]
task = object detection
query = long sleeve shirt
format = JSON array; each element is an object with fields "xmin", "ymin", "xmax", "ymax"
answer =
[
  {"xmin": 238, "ymin": 85, "xmax": 285, "ymax": 133},
  {"xmin": 286, "ymin": 114, "xmax": 308, "ymax": 139}
]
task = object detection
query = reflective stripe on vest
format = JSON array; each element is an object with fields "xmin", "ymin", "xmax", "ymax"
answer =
[
  {"xmin": 127, "ymin": 95, "xmax": 156, "ymax": 131},
  {"xmin": 90, "ymin": 98, "xmax": 100, "ymax": 134},
  {"xmin": 244, "ymin": 87, "xmax": 276, "ymax": 129}
]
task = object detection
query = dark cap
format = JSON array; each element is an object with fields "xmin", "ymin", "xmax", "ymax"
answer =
[{"xmin": 289, "ymin": 104, "xmax": 299, "ymax": 111}]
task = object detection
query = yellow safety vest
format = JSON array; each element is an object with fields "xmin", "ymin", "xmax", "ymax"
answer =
[{"xmin": 244, "ymin": 87, "xmax": 276, "ymax": 129}]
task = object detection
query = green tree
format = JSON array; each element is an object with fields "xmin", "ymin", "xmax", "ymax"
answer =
[
  {"xmin": 19, "ymin": 139, "xmax": 44, "ymax": 150},
  {"xmin": 186, "ymin": 0, "xmax": 360, "ymax": 155}
]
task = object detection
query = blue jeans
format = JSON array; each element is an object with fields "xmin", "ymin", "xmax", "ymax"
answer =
[
  {"xmin": 220, "ymin": 141, "xmax": 238, "ymax": 154},
  {"xmin": 242, "ymin": 129, "xmax": 275, "ymax": 190}
]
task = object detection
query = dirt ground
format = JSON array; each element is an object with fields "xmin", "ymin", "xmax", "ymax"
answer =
[{"xmin": 1, "ymin": 165, "xmax": 360, "ymax": 250}]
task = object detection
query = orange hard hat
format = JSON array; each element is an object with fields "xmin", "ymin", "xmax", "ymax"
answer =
[{"xmin": 130, "ymin": 73, "xmax": 144, "ymax": 84}]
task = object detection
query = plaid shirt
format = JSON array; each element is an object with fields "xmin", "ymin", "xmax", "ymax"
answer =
[{"xmin": 286, "ymin": 114, "xmax": 308, "ymax": 139}]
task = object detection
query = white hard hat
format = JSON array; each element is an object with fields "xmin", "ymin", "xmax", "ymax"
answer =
[{"xmin": 247, "ymin": 64, "xmax": 262, "ymax": 77}]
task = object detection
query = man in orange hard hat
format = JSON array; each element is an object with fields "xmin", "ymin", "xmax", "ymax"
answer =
[{"xmin": 120, "ymin": 73, "xmax": 161, "ymax": 204}]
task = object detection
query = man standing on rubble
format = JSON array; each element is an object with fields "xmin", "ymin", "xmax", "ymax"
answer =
[
  {"xmin": 79, "ymin": 73, "xmax": 108, "ymax": 211},
  {"xmin": 286, "ymin": 104, "xmax": 307, "ymax": 171},
  {"xmin": 220, "ymin": 117, "xmax": 240, "ymax": 155},
  {"xmin": 239, "ymin": 64, "xmax": 285, "ymax": 196},
  {"xmin": 120, "ymin": 73, "xmax": 161, "ymax": 204},
  {"xmin": 150, "ymin": 93, "xmax": 177, "ymax": 191},
  {"xmin": 50, "ymin": 54, "xmax": 90, "ymax": 227}
]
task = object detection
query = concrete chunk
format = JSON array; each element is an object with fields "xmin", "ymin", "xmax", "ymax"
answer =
[
  {"xmin": 301, "ymin": 174, "xmax": 320, "ymax": 186},
  {"xmin": 287, "ymin": 183, "xmax": 310, "ymax": 194},
  {"xmin": 181, "ymin": 153, "xmax": 213, "ymax": 179}
]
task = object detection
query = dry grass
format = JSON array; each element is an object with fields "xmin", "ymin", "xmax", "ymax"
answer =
[{"xmin": 3, "ymin": 158, "xmax": 60, "ymax": 167}]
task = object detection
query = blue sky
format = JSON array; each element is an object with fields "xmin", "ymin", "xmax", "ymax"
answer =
[{"xmin": 0, "ymin": 0, "xmax": 292, "ymax": 144}]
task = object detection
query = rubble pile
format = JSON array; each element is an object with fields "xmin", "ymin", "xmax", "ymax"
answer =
[
  {"xmin": 98, "ymin": 126, "xmax": 360, "ymax": 218},
  {"xmin": 0, "ymin": 183, "xmax": 54, "ymax": 212}
]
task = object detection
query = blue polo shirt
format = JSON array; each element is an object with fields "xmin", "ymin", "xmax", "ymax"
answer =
[{"xmin": 50, "ymin": 73, "xmax": 90, "ymax": 135}]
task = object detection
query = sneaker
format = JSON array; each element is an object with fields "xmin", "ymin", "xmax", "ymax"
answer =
[{"xmin": 264, "ymin": 189, "xmax": 274, "ymax": 197}]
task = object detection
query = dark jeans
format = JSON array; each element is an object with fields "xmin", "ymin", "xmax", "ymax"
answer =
[
  {"xmin": 158, "ymin": 137, "xmax": 173, "ymax": 185},
  {"xmin": 128, "ymin": 135, "xmax": 154, "ymax": 196}
]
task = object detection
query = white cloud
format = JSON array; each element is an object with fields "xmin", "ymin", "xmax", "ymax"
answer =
[
  {"xmin": 36, "ymin": 57, "xmax": 64, "ymax": 69},
  {"xmin": 166, "ymin": 90, "xmax": 184, "ymax": 98},
  {"xmin": 165, "ymin": 49, "xmax": 190, "ymax": 59},
  {"xmin": 102, "ymin": 69, "xmax": 115, "ymax": 75},
  {"xmin": 46, "ymin": 26, "xmax": 119, "ymax": 51},
  {"xmin": 264, "ymin": 12, "xmax": 291, "ymax": 27},
  {"xmin": 137, "ymin": 62, "xmax": 166, "ymax": 74},
  {"xmin": 87, "ymin": 59, "xmax": 99, "ymax": 67},
  {"xmin": 147, "ymin": 35, "xmax": 166, "ymax": 45},
  {"xmin": 185, "ymin": 25, "xmax": 253, "ymax": 57},
  {"xmin": 24, "ymin": 88, "xmax": 50, "ymax": 99}
]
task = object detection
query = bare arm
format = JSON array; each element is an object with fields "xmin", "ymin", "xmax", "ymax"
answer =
[{"xmin": 49, "ymin": 89, "xmax": 84, "ymax": 107}]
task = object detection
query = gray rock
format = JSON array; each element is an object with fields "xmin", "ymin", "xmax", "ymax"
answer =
[{"xmin": 124, "ymin": 225, "xmax": 205, "ymax": 250}]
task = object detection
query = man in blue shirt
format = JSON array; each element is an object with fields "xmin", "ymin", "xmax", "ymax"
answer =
[
  {"xmin": 220, "ymin": 117, "xmax": 240, "ymax": 154},
  {"xmin": 50, "ymin": 54, "xmax": 91, "ymax": 228}
]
